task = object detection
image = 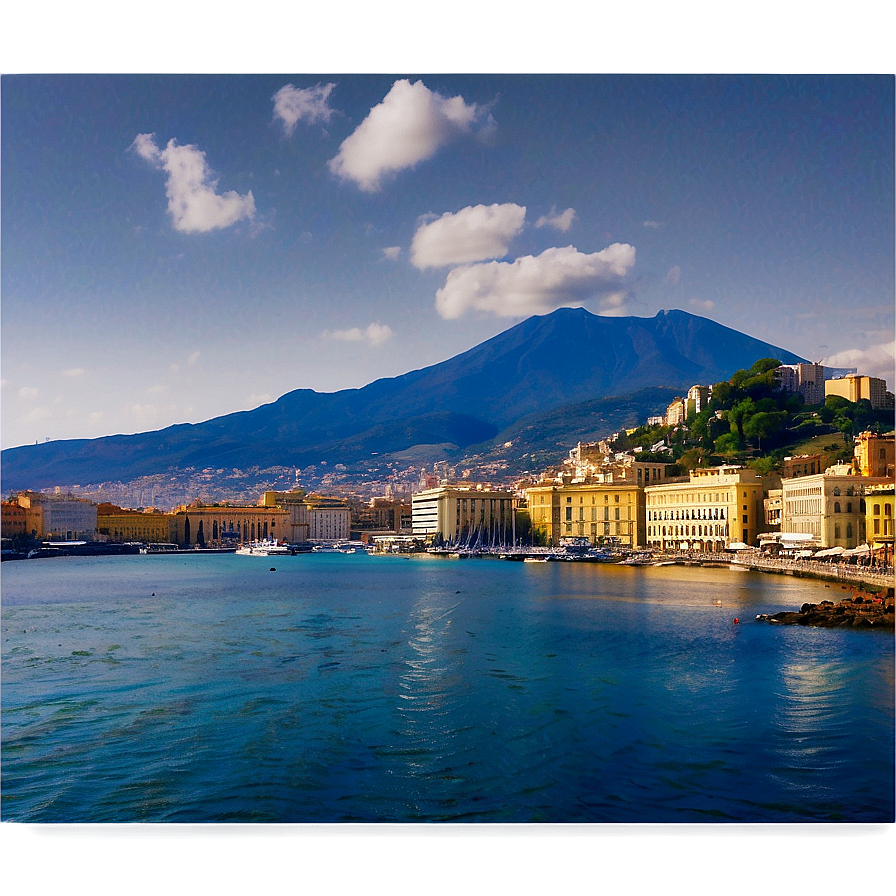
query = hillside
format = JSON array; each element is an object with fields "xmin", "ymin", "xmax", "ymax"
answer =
[{"xmin": 1, "ymin": 308, "xmax": 805, "ymax": 493}]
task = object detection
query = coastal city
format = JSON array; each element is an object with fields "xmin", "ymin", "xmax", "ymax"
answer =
[{"xmin": 4, "ymin": 363, "xmax": 893, "ymax": 588}]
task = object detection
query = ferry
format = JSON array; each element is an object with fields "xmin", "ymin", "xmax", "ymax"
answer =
[{"xmin": 235, "ymin": 538, "xmax": 293, "ymax": 557}]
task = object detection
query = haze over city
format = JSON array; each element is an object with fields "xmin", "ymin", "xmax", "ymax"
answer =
[{"xmin": 2, "ymin": 30, "xmax": 893, "ymax": 456}]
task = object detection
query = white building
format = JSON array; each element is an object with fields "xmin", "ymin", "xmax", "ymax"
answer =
[{"xmin": 412, "ymin": 485, "xmax": 515, "ymax": 545}]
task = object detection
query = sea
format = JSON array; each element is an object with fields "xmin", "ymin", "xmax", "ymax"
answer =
[{"xmin": 1, "ymin": 552, "xmax": 893, "ymax": 824}]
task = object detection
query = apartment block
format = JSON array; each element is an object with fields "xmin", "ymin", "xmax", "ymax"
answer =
[
  {"xmin": 412, "ymin": 485, "xmax": 514, "ymax": 545},
  {"xmin": 645, "ymin": 466, "xmax": 768, "ymax": 551},
  {"xmin": 526, "ymin": 483, "xmax": 645, "ymax": 548}
]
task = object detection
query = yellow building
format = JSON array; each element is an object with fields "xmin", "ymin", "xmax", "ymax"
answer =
[
  {"xmin": 526, "ymin": 483, "xmax": 645, "ymax": 548},
  {"xmin": 172, "ymin": 502, "xmax": 290, "ymax": 546},
  {"xmin": 825, "ymin": 374, "xmax": 889, "ymax": 409},
  {"xmin": 865, "ymin": 483, "xmax": 894, "ymax": 566},
  {"xmin": 645, "ymin": 466, "xmax": 768, "ymax": 552},
  {"xmin": 853, "ymin": 431, "xmax": 895, "ymax": 478},
  {"xmin": 96, "ymin": 504, "xmax": 173, "ymax": 543}
]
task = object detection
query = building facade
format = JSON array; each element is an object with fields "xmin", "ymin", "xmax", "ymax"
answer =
[
  {"xmin": 780, "ymin": 465, "xmax": 891, "ymax": 549},
  {"xmin": 172, "ymin": 503, "xmax": 291, "ymax": 546},
  {"xmin": 15, "ymin": 491, "xmax": 97, "ymax": 540},
  {"xmin": 825, "ymin": 374, "xmax": 890, "ymax": 409},
  {"xmin": 412, "ymin": 485, "xmax": 515, "ymax": 545},
  {"xmin": 526, "ymin": 483, "xmax": 645, "ymax": 548},
  {"xmin": 96, "ymin": 504, "xmax": 173, "ymax": 543},
  {"xmin": 775, "ymin": 363, "xmax": 827, "ymax": 405},
  {"xmin": 865, "ymin": 483, "xmax": 894, "ymax": 566},
  {"xmin": 645, "ymin": 466, "xmax": 768, "ymax": 552},
  {"xmin": 853, "ymin": 431, "xmax": 895, "ymax": 478}
]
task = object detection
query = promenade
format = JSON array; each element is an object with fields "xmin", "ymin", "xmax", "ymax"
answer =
[{"xmin": 728, "ymin": 551, "xmax": 895, "ymax": 589}]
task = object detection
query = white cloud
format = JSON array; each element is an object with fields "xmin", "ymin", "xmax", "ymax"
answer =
[
  {"xmin": 146, "ymin": 384, "xmax": 170, "ymax": 395},
  {"xmin": 822, "ymin": 341, "xmax": 895, "ymax": 384},
  {"xmin": 131, "ymin": 134, "xmax": 256, "ymax": 233},
  {"xmin": 665, "ymin": 265, "xmax": 682, "ymax": 286},
  {"xmin": 87, "ymin": 411, "xmax": 105, "ymax": 426},
  {"xmin": 18, "ymin": 386, "xmax": 39, "ymax": 399},
  {"xmin": 273, "ymin": 82, "xmax": 337, "ymax": 135},
  {"xmin": 328, "ymin": 79, "xmax": 492, "ymax": 192},
  {"xmin": 324, "ymin": 322, "xmax": 395, "ymax": 346},
  {"xmin": 643, "ymin": 220, "xmax": 663, "ymax": 229},
  {"xmin": 535, "ymin": 207, "xmax": 576, "ymax": 232},
  {"xmin": 435, "ymin": 243, "xmax": 636, "ymax": 320},
  {"xmin": 381, "ymin": 246, "xmax": 402, "ymax": 261},
  {"xmin": 689, "ymin": 298, "xmax": 714, "ymax": 312},
  {"xmin": 23, "ymin": 406, "xmax": 52, "ymax": 424},
  {"xmin": 62, "ymin": 367, "xmax": 86, "ymax": 378},
  {"xmin": 411, "ymin": 203, "xmax": 526, "ymax": 269},
  {"xmin": 187, "ymin": 351, "xmax": 201, "ymax": 366}
]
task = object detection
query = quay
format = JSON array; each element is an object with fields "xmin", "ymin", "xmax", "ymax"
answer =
[{"xmin": 728, "ymin": 551, "xmax": 894, "ymax": 589}]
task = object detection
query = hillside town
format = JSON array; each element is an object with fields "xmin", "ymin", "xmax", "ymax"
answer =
[{"xmin": 3, "ymin": 364, "xmax": 894, "ymax": 573}]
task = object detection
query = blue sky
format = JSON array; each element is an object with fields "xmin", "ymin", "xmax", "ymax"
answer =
[{"xmin": 2, "ymin": 71, "xmax": 893, "ymax": 450}]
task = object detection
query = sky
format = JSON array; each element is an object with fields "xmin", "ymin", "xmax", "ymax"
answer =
[{"xmin": 2, "ymin": 63, "xmax": 894, "ymax": 454}]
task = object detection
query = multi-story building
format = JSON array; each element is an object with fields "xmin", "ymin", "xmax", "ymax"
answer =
[
  {"xmin": 304, "ymin": 497, "xmax": 351, "ymax": 542},
  {"xmin": 172, "ymin": 502, "xmax": 291, "ymax": 546},
  {"xmin": 526, "ymin": 483, "xmax": 645, "ymax": 548},
  {"xmin": 780, "ymin": 464, "xmax": 891, "ymax": 549},
  {"xmin": 664, "ymin": 397, "xmax": 687, "ymax": 426},
  {"xmin": 1, "ymin": 501, "xmax": 27, "ymax": 538},
  {"xmin": 764, "ymin": 489, "xmax": 783, "ymax": 529},
  {"xmin": 853, "ymin": 431, "xmax": 895, "ymax": 478},
  {"xmin": 412, "ymin": 485, "xmax": 515, "ymax": 545},
  {"xmin": 645, "ymin": 466, "xmax": 768, "ymax": 552},
  {"xmin": 775, "ymin": 363, "xmax": 827, "ymax": 405},
  {"xmin": 825, "ymin": 374, "xmax": 890, "ymax": 409},
  {"xmin": 95, "ymin": 504, "xmax": 173, "ymax": 543},
  {"xmin": 686, "ymin": 385, "xmax": 710, "ymax": 417},
  {"xmin": 782, "ymin": 454, "xmax": 825, "ymax": 479},
  {"xmin": 865, "ymin": 483, "xmax": 894, "ymax": 566},
  {"xmin": 15, "ymin": 491, "xmax": 97, "ymax": 541}
]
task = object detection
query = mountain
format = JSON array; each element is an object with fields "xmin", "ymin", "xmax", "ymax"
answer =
[{"xmin": 1, "ymin": 308, "xmax": 805, "ymax": 492}]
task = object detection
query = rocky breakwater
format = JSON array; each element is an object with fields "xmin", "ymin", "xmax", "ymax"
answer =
[{"xmin": 762, "ymin": 588, "xmax": 894, "ymax": 629}]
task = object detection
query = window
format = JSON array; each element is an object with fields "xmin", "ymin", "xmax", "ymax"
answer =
[
  {"xmin": 846, "ymin": 523, "xmax": 853, "ymax": 540},
  {"xmin": 742, "ymin": 515, "xmax": 748, "ymax": 524},
  {"xmin": 834, "ymin": 502, "xmax": 841, "ymax": 514}
]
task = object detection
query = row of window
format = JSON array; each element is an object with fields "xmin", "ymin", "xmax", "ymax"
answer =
[
  {"xmin": 648, "ymin": 507, "xmax": 727, "ymax": 521},
  {"xmin": 648, "ymin": 524, "xmax": 730, "ymax": 538}
]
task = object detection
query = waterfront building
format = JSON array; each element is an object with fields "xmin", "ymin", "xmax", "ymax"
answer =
[
  {"xmin": 95, "ymin": 504, "xmax": 173, "ymax": 543},
  {"xmin": 172, "ymin": 502, "xmax": 290, "ymax": 547},
  {"xmin": 780, "ymin": 464, "xmax": 891, "ymax": 549},
  {"xmin": 775, "ymin": 362, "xmax": 827, "ymax": 405},
  {"xmin": 853, "ymin": 430, "xmax": 895, "ymax": 478},
  {"xmin": 1, "ymin": 501, "xmax": 27, "ymax": 537},
  {"xmin": 304, "ymin": 496, "xmax": 351, "ymax": 542},
  {"xmin": 411, "ymin": 485, "xmax": 515, "ymax": 546},
  {"xmin": 526, "ymin": 483, "xmax": 645, "ymax": 548},
  {"xmin": 349, "ymin": 497, "xmax": 412, "ymax": 537},
  {"xmin": 14, "ymin": 491, "xmax": 97, "ymax": 541},
  {"xmin": 865, "ymin": 483, "xmax": 894, "ymax": 566},
  {"xmin": 825, "ymin": 374, "xmax": 890, "ymax": 409},
  {"xmin": 645, "ymin": 466, "xmax": 768, "ymax": 552},
  {"xmin": 764, "ymin": 489, "xmax": 783, "ymax": 529}
]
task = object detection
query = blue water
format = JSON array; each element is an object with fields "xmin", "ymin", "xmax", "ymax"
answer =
[{"xmin": 1, "ymin": 553, "xmax": 893, "ymax": 823}]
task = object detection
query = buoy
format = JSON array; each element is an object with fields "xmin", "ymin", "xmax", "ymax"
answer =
[
  {"xmin": 733, "ymin": 617, "xmax": 739, "ymax": 624},
  {"xmin": 714, "ymin": 599, "xmax": 722, "ymax": 607},
  {"xmin": 270, "ymin": 567, "xmax": 276, "ymax": 571}
]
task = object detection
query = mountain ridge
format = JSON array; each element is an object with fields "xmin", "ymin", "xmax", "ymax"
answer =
[{"xmin": 1, "ymin": 308, "xmax": 805, "ymax": 492}]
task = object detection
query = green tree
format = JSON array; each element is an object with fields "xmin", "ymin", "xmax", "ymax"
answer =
[{"xmin": 714, "ymin": 432, "xmax": 742, "ymax": 456}]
